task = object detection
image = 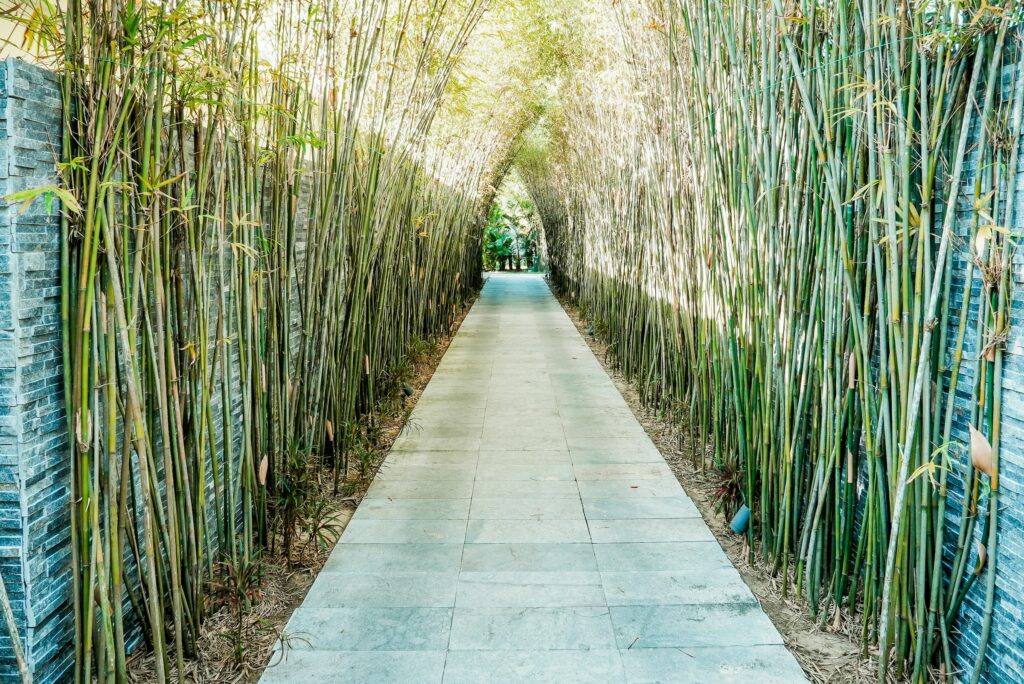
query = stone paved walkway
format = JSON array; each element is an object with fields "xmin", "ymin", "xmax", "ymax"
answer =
[{"xmin": 261, "ymin": 274, "xmax": 807, "ymax": 683}]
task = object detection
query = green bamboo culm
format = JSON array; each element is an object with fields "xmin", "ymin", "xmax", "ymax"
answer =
[
  {"xmin": 17, "ymin": 0, "xmax": 494, "ymax": 680},
  {"xmin": 519, "ymin": 2, "xmax": 1022, "ymax": 681}
]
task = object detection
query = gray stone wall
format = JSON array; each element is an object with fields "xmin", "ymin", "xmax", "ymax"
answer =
[
  {"xmin": 0, "ymin": 58, "xmax": 73, "ymax": 683},
  {"xmin": 942, "ymin": 51, "xmax": 1024, "ymax": 684}
]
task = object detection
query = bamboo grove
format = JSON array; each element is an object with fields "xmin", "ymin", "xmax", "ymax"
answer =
[
  {"xmin": 8, "ymin": 0, "xmax": 518, "ymax": 680},
  {"xmin": 518, "ymin": 1, "xmax": 1023, "ymax": 681}
]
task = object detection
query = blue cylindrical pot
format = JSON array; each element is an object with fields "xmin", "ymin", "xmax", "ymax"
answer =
[{"xmin": 729, "ymin": 504, "xmax": 751, "ymax": 534}]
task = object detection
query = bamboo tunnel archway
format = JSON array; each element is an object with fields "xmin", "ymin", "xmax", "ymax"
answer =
[{"xmin": 3, "ymin": 1, "xmax": 1024, "ymax": 682}]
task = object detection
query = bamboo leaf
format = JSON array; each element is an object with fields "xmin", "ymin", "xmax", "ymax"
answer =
[{"xmin": 3, "ymin": 184, "xmax": 82, "ymax": 216}]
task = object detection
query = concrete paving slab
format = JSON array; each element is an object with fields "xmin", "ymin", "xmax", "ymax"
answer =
[
  {"xmin": 302, "ymin": 572, "xmax": 458, "ymax": 608},
  {"xmin": 386, "ymin": 451, "xmax": 479, "ymax": 465},
  {"xmin": 322, "ymin": 543, "xmax": 464, "ymax": 573},
  {"xmin": 340, "ymin": 519, "xmax": 467, "ymax": 544},
  {"xmin": 283, "ymin": 607, "xmax": 453, "ymax": 650},
  {"xmin": 466, "ymin": 519, "xmax": 591, "ymax": 544},
  {"xmin": 564, "ymin": 429, "xmax": 664, "ymax": 446},
  {"xmin": 456, "ymin": 571, "xmax": 605, "ymax": 607},
  {"xmin": 589, "ymin": 519, "xmax": 718, "ymax": 544},
  {"xmin": 375, "ymin": 463, "xmax": 478, "ymax": 481},
  {"xmin": 472, "ymin": 479, "xmax": 580, "ymax": 498},
  {"xmin": 477, "ymin": 450, "xmax": 573, "ymax": 464},
  {"xmin": 352, "ymin": 498, "xmax": 471, "ymax": 520},
  {"xmin": 573, "ymin": 463, "xmax": 675, "ymax": 480},
  {"xmin": 600, "ymin": 569, "xmax": 757, "ymax": 606},
  {"xmin": 401, "ymin": 424, "xmax": 484, "ymax": 439},
  {"xmin": 408, "ymin": 409, "xmax": 486, "ymax": 426},
  {"xmin": 261, "ymin": 650, "xmax": 446, "ymax": 683},
  {"xmin": 569, "ymin": 448, "xmax": 664, "ymax": 464},
  {"xmin": 484, "ymin": 406, "xmax": 562, "ymax": 420},
  {"xmin": 391, "ymin": 435, "xmax": 484, "ymax": 452},
  {"xmin": 620, "ymin": 645, "xmax": 808, "ymax": 683},
  {"xmin": 556, "ymin": 404, "xmax": 636, "ymax": 418},
  {"xmin": 460, "ymin": 543, "xmax": 598, "ymax": 572},
  {"xmin": 364, "ymin": 479, "xmax": 475, "ymax": 499},
  {"xmin": 474, "ymin": 463, "xmax": 575, "ymax": 481},
  {"xmin": 449, "ymin": 606, "xmax": 618, "ymax": 650},
  {"xmin": 581, "ymin": 496, "xmax": 701, "ymax": 520},
  {"xmin": 592, "ymin": 542, "xmax": 728, "ymax": 572},
  {"xmin": 482, "ymin": 415, "xmax": 564, "ymax": 433},
  {"xmin": 442, "ymin": 649, "xmax": 626, "ymax": 683},
  {"xmin": 468, "ymin": 496, "xmax": 585, "ymax": 520},
  {"xmin": 480, "ymin": 429, "xmax": 566, "ymax": 451},
  {"xmin": 609, "ymin": 603, "xmax": 785, "ymax": 649},
  {"xmin": 576, "ymin": 478, "xmax": 686, "ymax": 498},
  {"xmin": 261, "ymin": 274, "xmax": 805, "ymax": 683}
]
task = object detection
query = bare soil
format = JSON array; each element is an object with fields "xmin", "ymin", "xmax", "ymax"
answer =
[
  {"xmin": 127, "ymin": 292, "xmax": 478, "ymax": 683},
  {"xmin": 555, "ymin": 285, "xmax": 884, "ymax": 684}
]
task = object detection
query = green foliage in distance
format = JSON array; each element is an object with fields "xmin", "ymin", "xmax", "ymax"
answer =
[
  {"xmin": 482, "ymin": 204, "xmax": 538, "ymax": 271},
  {"xmin": 482, "ymin": 171, "xmax": 541, "ymax": 271}
]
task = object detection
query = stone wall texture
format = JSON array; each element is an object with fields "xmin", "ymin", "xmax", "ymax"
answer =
[
  {"xmin": 0, "ymin": 58, "xmax": 74, "ymax": 683},
  {"xmin": 941, "ymin": 52, "xmax": 1024, "ymax": 684}
]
